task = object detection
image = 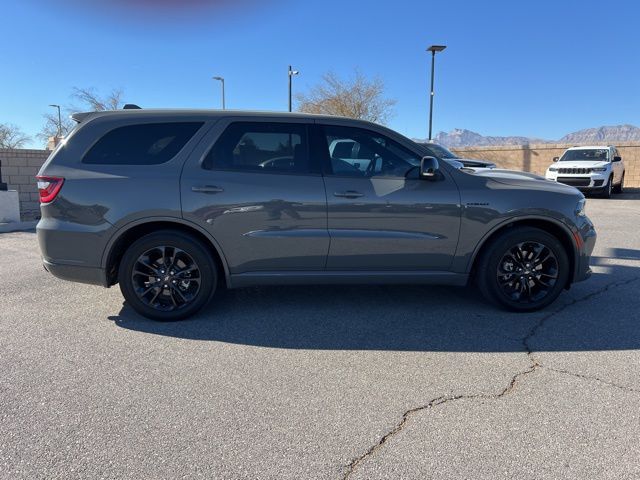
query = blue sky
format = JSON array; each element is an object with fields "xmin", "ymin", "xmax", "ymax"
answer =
[{"xmin": 1, "ymin": 0, "xmax": 639, "ymax": 147}]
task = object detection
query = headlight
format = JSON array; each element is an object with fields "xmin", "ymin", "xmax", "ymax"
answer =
[
  {"xmin": 591, "ymin": 167, "xmax": 607, "ymax": 172},
  {"xmin": 575, "ymin": 198, "xmax": 586, "ymax": 217},
  {"xmin": 548, "ymin": 167, "xmax": 558, "ymax": 172}
]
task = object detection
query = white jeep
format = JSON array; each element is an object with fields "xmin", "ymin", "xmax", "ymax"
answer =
[{"xmin": 545, "ymin": 145, "xmax": 625, "ymax": 198}]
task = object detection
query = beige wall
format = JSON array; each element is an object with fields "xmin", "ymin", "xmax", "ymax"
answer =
[
  {"xmin": 0, "ymin": 149, "xmax": 50, "ymax": 220},
  {"xmin": 451, "ymin": 142, "xmax": 640, "ymax": 188},
  {"xmin": 1, "ymin": 143, "xmax": 639, "ymax": 222}
]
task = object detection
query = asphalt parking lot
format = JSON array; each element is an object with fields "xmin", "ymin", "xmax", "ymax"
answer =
[{"xmin": 1, "ymin": 192, "xmax": 639, "ymax": 479}]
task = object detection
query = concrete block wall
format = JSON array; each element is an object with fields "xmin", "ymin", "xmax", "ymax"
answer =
[
  {"xmin": 0, "ymin": 143, "xmax": 639, "ymax": 223},
  {"xmin": 451, "ymin": 142, "xmax": 640, "ymax": 188},
  {"xmin": 0, "ymin": 149, "xmax": 50, "ymax": 221}
]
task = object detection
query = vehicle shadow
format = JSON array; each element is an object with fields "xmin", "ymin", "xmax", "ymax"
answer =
[
  {"xmin": 109, "ymin": 253, "xmax": 640, "ymax": 353},
  {"xmin": 587, "ymin": 187, "xmax": 640, "ymax": 200}
]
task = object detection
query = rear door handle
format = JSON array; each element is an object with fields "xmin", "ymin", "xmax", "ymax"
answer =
[
  {"xmin": 334, "ymin": 191, "xmax": 364, "ymax": 199},
  {"xmin": 192, "ymin": 185, "xmax": 224, "ymax": 194}
]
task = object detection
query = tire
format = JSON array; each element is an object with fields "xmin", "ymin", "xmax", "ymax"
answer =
[
  {"xmin": 601, "ymin": 175, "xmax": 613, "ymax": 198},
  {"xmin": 118, "ymin": 230, "xmax": 217, "ymax": 321},
  {"xmin": 476, "ymin": 227, "xmax": 570, "ymax": 312},
  {"xmin": 613, "ymin": 172, "xmax": 625, "ymax": 194}
]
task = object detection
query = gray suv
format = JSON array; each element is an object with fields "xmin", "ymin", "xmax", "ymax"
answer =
[{"xmin": 36, "ymin": 110, "xmax": 596, "ymax": 320}]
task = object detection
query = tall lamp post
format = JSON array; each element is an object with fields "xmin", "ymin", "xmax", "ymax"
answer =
[
  {"xmin": 212, "ymin": 76, "xmax": 225, "ymax": 110},
  {"xmin": 288, "ymin": 65, "xmax": 299, "ymax": 112},
  {"xmin": 426, "ymin": 45, "xmax": 446, "ymax": 141},
  {"xmin": 49, "ymin": 104, "xmax": 62, "ymax": 137}
]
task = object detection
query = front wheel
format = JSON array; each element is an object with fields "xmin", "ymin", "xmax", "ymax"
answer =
[
  {"xmin": 601, "ymin": 175, "xmax": 613, "ymax": 198},
  {"xmin": 118, "ymin": 230, "xmax": 217, "ymax": 321},
  {"xmin": 476, "ymin": 227, "xmax": 570, "ymax": 312}
]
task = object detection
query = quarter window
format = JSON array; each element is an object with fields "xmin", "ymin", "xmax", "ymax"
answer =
[
  {"xmin": 203, "ymin": 122, "xmax": 310, "ymax": 174},
  {"xmin": 83, "ymin": 122, "xmax": 203, "ymax": 165},
  {"xmin": 322, "ymin": 125, "xmax": 420, "ymax": 177}
]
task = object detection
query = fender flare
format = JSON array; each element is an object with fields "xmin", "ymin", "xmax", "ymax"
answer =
[
  {"xmin": 100, "ymin": 216, "xmax": 231, "ymax": 285},
  {"xmin": 466, "ymin": 214, "xmax": 579, "ymax": 281}
]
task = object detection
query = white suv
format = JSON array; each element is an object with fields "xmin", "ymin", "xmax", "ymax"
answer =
[{"xmin": 546, "ymin": 145, "xmax": 625, "ymax": 198}]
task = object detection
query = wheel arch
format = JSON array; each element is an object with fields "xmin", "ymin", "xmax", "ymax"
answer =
[
  {"xmin": 469, "ymin": 216, "xmax": 579, "ymax": 287},
  {"xmin": 102, "ymin": 217, "xmax": 230, "ymax": 288}
]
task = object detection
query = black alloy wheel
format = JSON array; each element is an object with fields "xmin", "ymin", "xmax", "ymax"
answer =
[
  {"xmin": 131, "ymin": 246, "xmax": 201, "ymax": 312},
  {"xmin": 496, "ymin": 241, "xmax": 559, "ymax": 304},
  {"xmin": 477, "ymin": 227, "xmax": 569, "ymax": 312},
  {"xmin": 119, "ymin": 231, "xmax": 217, "ymax": 320}
]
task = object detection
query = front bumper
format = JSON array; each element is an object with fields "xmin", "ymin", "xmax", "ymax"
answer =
[
  {"xmin": 546, "ymin": 172, "xmax": 609, "ymax": 190},
  {"xmin": 573, "ymin": 216, "xmax": 597, "ymax": 283}
]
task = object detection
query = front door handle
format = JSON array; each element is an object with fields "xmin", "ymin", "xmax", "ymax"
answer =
[
  {"xmin": 192, "ymin": 185, "xmax": 224, "ymax": 194},
  {"xmin": 334, "ymin": 191, "xmax": 364, "ymax": 199}
]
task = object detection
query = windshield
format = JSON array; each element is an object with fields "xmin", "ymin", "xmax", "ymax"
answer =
[
  {"xmin": 560, "ymin": 149, "xmax": 609, "ymax": 162},
  {"xmin": 421, "ymin": 143, "xmax": 459, "ymax": 159}
]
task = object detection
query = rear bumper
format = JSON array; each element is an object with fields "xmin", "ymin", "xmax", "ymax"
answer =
[
  {"xmin": 37, "ymin": 216, "xmax": 112, "ymax": 287},
  {"xmin": 43, "ymin": 259, "xmax": 108, "ymax": 287}
]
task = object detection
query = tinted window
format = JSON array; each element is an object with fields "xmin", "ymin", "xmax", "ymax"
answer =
[
  {"xmin": 203, "ymin": 122, "xmax": 309, "ymax": 174},
  {"xmin": 559, "ymin": 149, "xmax": 609, "ymax": 162},
  {"xmin": 323, "ymin": 125, "xmax": 420, "ymax": 177},
  {"xmin": 420, "ymin": 142, "xmax": 458, "ymax": 159},
  {"xmin": 83, "ymin": 122, "xmax": 203, "ymax": 165}
]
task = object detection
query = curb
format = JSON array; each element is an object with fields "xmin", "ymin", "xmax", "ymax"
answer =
[{"xmin": 0, "ymin": 221, "xmax": 38, "ymax": 233}]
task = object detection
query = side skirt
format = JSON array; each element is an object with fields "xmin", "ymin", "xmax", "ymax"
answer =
[{"xmin": 228, "ymin": 271, "xmax": 469, "ymax": 289}]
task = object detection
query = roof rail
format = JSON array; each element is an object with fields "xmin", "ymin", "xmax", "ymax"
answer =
[{"xmin": 123, "ymin": 104, "xmax": 141, "ymax": 110}]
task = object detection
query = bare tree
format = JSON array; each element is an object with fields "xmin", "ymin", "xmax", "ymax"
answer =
[
  {"xmin": 39, "ymin": 112, "xmax": 75, "ymax": 143},
  {"xmin": 0, "ymin": 123, "xmax": 31, "ymax": 149},
  {"xmin": 297, "ymin": 71, "xmax": 396, "ymax": 124},
  {"xmin": 71, "ymin": 87, "xmax": 124, "ymax": 111},
  {"xmin": 38, "ymin": 87, "xmax": 125, "ymax": 144}
]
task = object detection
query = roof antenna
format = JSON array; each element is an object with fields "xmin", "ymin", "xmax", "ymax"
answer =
[{"xmin": 123, "ymin": 104, "xmax": 141, "ymax": 110}]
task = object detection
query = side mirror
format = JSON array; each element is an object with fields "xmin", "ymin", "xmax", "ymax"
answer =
[
  {"xmin": 420, "ymin": 156, "xmax": 439, "ymax": 178},
  {"xmin": 552, "ymin": 157, "xmax": 559, "ymax": 162},
  {"xmin": 613, "ymin": 156, "xmax": 622, "ymax": 162}
]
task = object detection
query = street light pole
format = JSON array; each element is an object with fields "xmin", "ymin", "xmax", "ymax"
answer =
[
  {"xmin": 426, "ymin": 45, "xmax": 446, "ymax": 141},
  {"xmin": 212, "ymin": 76, "xmax": 225, "ymax": 110},
  {"xmin": 288, "ymin": 65, "xmax": 299, "ymax": 112},
  {"xmin": 49, "ymin": 104, "xmax": 62, "ymax": 137}
]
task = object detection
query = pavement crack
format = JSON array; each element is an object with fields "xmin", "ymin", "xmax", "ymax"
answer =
[
  {"xmin": 341, "ymin": 395, "xmax": 449, "ymax": 479},
  {"xmin": 522, "ymin": 275, "xmax": 640, "ymax": 361},
  {"xmin": 341, "ymin": 275, "xmax": 640, "ymax": 479},
  {"xmin": 342, "ymin": 364, "xmax": 537, "ymax": 479},
  {"xmin": 543, "ymin": 366, "xmax": 640, "ymax": 394}
]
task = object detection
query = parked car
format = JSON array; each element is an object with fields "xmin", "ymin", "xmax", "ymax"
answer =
[
  {"xmin": 417, "ymin": 141, "xmax": 497, "ymax": 170},
  {"xmin": 545, "ymin": 145, "xmax": 625, "ymax": 198},
  {"xmin": 37, "ymin": 109, "xmax": 596, "ymax": 320}
]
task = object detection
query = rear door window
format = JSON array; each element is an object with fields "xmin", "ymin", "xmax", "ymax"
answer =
[
  {"xmin": 202, "ymin": 122, "xmax": 310, "ymax": 174},
  {"xmin": 83, "ymin": 122, "xmax": 203, "ymax": 165}
]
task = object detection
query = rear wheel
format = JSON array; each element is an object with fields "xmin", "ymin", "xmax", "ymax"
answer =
[
  {"xmin": 476, "ymin": 227, "xmax": 570, "ymax": 312},
  {"xmin": 613, "ymin": 172, "xmax": 625, "ymax": 194},
  {"xmin": 118, "ymin": 230, "xmax": 217, "ymax": 320}
]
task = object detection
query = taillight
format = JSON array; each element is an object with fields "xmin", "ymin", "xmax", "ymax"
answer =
[{"xmin": 36, "ymin": 176, "xmax": 65, "ymax": 204}]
